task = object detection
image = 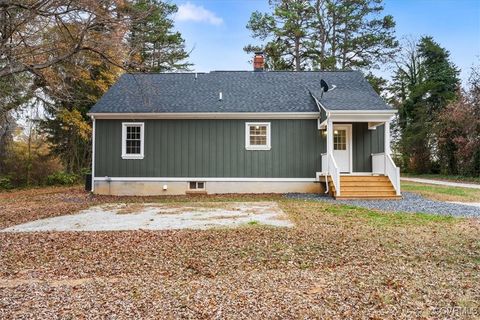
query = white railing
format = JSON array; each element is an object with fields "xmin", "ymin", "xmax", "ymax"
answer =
[
  {"xmin": 328, "ymin": 153, "xmax": 341, "ymax": 196},
  {"xmin": 372, "ymin": 152, "xmax": 385, "ymax": 174},
  {"xmin": 321, "ymin": 153, "xmax": 340, "ymax": 196},
  {"xmin": 371, "ymin": 152, "xmax": 401, "ymax": 196},
  {"xmin": 386, "ymin": 153, "xmax": 401, "ymax": 195}
]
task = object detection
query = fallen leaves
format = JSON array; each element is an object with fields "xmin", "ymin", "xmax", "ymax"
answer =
[{"xmin": 0, "ymin": 187, "xmax": 479, "ymax": 318}]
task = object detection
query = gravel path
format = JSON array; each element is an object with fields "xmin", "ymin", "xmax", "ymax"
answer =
[{"xmin": 286, "ymin": 192, "xmax": 480, "ymax": 218}]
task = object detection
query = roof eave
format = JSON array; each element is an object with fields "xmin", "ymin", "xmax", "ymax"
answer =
[{"xmin": 87, "ymin": 111, "xmax": 321, "ymax": 120}]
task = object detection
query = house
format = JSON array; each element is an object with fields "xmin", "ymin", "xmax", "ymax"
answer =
[{"xmin": 88, "ymin": 53, "xmax": 400, "ymax": 199}]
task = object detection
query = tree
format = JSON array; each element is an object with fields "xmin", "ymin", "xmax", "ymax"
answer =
[
  {"xmin": 1, "ymin": 0, "xmax": 191, "ymax": 178},
  {"xmin": 436, "ymin": 65, "xmax": 480, "ymax": 177},
  {"xmin": 391, "ymin": 37, "xmax": 460, "ymax": 173},
  {"xmin": 127, "ymin": 0, "xmax": 191, "ymax": 72},
  {"xmin": 0, "ymin": 0, "xmax": 129, "ymax": 78},
  {"xmin": 41, "ymin": 49, "xmax": 120, "ymax": 173},
  {"xmin": 245, "ymin": 0, "xmax": 314, "ymax": 71},
  {"xmin": 245, "ymin": 0, "xmax": 398, "ymax": 71},
  {"xmin": 365, "ymin": 72, "xmax": 387, "ymax": 95}
]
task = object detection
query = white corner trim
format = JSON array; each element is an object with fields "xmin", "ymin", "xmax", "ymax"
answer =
[
  {"xmin": 93, "ymin": 177, "xmax": 317, "ymax": 182},
  {"xmin": 245, "ymin": 122, "xmax": 271, "ymax": 151},
  {"xmin": 87, "ymin": 112, "xmax": 320, "ymax": 120},
  {"xmin": 91, "ymin": 116, "xmax": 96, "ymax": 192},
  {"xmin": 121, "ymin": 122, "xmax": 145, "ymax": 160}
]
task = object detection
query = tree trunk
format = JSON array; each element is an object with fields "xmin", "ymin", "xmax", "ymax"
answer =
[{"xmin": 295, "ymin": 37, "xmax": 301, "ymax": 71}]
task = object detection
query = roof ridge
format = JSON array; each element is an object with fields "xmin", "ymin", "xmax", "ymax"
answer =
[{"xmin": 122, "ymin": 70, "xmax": 361, "ymax": 75}]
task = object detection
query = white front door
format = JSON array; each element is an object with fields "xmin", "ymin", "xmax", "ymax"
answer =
[{"xmin": 333, "ymin": 124, "xmax": 352, "ymax": 173}]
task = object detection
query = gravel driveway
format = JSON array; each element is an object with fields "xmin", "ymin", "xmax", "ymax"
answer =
[
  {"xmin": 286, "ymin": 192, "xmax": 480, "ymax": 218},
  {"xmin": 1, "ymin": 202, "xmax": 292, "ymax": 232}
]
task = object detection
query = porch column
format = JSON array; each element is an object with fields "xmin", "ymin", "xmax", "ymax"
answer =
[
  {"xmin": 384, "ymin": 120, "xmax": 391, "ymax": 155},
  {"xmin": 327, "ymin": 118, "xmax": 333, "ymax": 157}
]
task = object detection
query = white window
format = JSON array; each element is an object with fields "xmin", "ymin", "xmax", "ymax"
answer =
[
  {"xmin": 245, "ymin": 122, "xmax": 271, "ymax": 150},
  {"xmin": 188, "ymin": 181, "xmax": 205, "ymax": 190},
  {"xmin": 122, "ymin": 122, "xmax": 144, "ymax": 159},
  {"xmin": 333, "ymin": 129, "xmax": 347, "ymax": 150}
]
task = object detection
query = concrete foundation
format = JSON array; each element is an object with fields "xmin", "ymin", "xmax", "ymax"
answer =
[{"xmin": 94, "ymin": 180, "xmax": 322, "ymax": 196}]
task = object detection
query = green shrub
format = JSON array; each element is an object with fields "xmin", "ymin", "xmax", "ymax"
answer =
[
  {"xmin": 46, "ymin": 172, "xmax": 78, "ymax": 186},
  {"xmin": 0, "ymin": 176, "xmax": 13, "ymax": 190}
]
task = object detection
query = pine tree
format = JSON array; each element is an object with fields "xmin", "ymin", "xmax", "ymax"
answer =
[
  {"xmin": 127, "ymin": 0, "xmax": 191, "ymax": 72},
  {"xmin": 391, "ymin": 37, "xmax": 460, "ymax": 173},
  {"xmin": 245, "ymin": 0, "xmax": 397, "ymax": 71},
  {"xmin": 245, "ymin": 0, "xmax": 314, "ymax": 71}
]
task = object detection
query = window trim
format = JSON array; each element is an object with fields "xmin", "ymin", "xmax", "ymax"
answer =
[
  {"xmin": 245, "ymin": 122, "xmax": 271, "ymax": 151},
  {"xmin": 188, "ymin": 181, "xmax": 206, "ymax": 191},
  {"xmin": 121, "ymin": 122, "xmax": 144, "ymax": 160}
]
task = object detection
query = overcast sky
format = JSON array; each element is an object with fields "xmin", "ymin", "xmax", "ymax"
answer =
[{"xmin": 172, "ymin": 0, "xmax": 480, "ymax": 85}]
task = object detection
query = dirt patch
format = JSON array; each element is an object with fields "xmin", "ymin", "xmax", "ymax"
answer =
[{"xmin": 2, "ymin": 202, "xmax": 293, "ymax": 232}]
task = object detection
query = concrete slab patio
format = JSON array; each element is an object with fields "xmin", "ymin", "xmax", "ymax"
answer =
[{"xmin": 1, "ymin": 202, "xmax": 292, "ymax": 232}]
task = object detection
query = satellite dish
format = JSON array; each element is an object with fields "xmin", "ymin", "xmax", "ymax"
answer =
[{"xmin": 320, "ymin": 79, "xmax": 329, "ymax": 92}]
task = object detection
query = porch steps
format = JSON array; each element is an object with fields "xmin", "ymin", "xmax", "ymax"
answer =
[{"xmin": 327, "ymin": 175, "xmax": 401, "ymax": 200}]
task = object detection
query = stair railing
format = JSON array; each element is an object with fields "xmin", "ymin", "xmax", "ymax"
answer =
[
  {"xmin": 385, "ymin": 153, "xmax": 401, "ymax": 195},
  {"xmin": 328, "ymin": 153, "xmax": 341, "ymax": 196},
  {"xmin": 371, "ymin": 152, "xmax": 401, "ymax": 196}
]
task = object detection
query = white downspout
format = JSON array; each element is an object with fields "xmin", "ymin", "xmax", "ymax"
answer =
[{"xmin": 325, "ymin": 117, "xmax": 333, "ymax": 194}]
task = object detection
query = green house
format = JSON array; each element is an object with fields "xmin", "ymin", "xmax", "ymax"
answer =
[{"xmin": 88, "ymin": 54, "xmax": 400, "ymax": 199}]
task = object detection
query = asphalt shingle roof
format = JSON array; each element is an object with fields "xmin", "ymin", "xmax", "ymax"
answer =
[{"xmin": 89, "ymin": 70, "xmax": 393, "ymax": 113}]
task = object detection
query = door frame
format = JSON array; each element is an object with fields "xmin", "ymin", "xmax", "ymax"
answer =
[{"xmin": 333, "ymin": 124, "xmax": 353, "ymax": 173}]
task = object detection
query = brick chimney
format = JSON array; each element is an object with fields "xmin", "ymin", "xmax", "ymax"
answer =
[{"xmin": 253, "ymin": 51, "xmax": 265, "ymax": 71}]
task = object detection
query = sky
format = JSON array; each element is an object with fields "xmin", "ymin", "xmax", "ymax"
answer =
[{"xmin": 172, "ymin": 0, "xmax": 480, "ymax": 85}]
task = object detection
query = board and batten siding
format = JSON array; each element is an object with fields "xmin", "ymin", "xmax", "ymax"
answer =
[
  {"xmin": 352, "ymin": 122, "xmax": 385, "ymax": 172},
  {"xmin": 95, "ymin": 119, "xmax": 325, "ymax": 178}
]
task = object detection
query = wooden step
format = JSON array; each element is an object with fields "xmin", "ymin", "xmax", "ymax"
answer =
[
  {"xmin": 341, "ymin": 181, "xmax": 393, "ymax": 187},
  {"xmin": 338, "ymin": 191, "xmax": 397, "ymax": 196},
  {"xmin": 340, "ymin": 186, "xmax": 395, "ymax": 192},
  {"xmin": 336, "ymin": 195, "xmax": 402, "ymax": 200},
  {"xmin": 340, "ymin": 176, "xmax": 389, "ymax": 182},
  {"xmin": 325, "ymin": 175, "xmax": 400, "ymax": 199}
]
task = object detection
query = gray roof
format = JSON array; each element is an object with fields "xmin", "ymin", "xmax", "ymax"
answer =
[{"xmin": 89, "ymin": 70, "xmax": 393, "ymax": 113}]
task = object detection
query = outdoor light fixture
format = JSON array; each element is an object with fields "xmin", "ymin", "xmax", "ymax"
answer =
[{"xmin": 334, "ymin": 130, "xmax": 338, "ymax": 134}]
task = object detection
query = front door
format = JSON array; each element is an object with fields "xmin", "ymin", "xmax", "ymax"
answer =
[{"xmin": 333, "ymin": 124, "xmax": 351, "ymax": 173}]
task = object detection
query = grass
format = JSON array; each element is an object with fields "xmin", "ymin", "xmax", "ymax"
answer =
[
  {"xmin": 0, "ymin": 187, "xmax": 479, "ymax": 318},
  {"xmin": 402, "ymin": 181, "xmax": 480, "ymax": 202},
  {"xmin": 402, "ymin": 173, "xmax": 480, "ymax": 184}
]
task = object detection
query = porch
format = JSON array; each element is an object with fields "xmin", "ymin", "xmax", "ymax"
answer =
[{"xmin": 316, "ymin": 115, "xmax": 401, "ymax": 199}]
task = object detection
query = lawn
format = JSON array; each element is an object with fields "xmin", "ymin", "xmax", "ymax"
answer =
[
  {"xmin": 402, "ymin": 181, "xmax": 480, "ymax": 202},
  {"xmin": 402, "ymin": 173, "xmax": 480, "ymax": 184},
  {"xmin": 1, "ymin": 187, "xmax": 479, "ymax": 319}
]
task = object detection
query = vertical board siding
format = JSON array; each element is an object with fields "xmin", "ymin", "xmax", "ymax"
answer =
[
  {"xmin": 95, "ymin": 120, "xmax": 384, "ymax": 177},
  {"xmin": 352, "ymin": 123, "xmax": 385, "ymax": 172},
  {"xmin": 95, "ymin": 119, "xmax": 325, "ymax": 178}
]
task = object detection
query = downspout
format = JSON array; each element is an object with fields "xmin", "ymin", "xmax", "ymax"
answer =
[{"xmin": 309, "ymin": 90, "xmax": 330, "ymax": 194}]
